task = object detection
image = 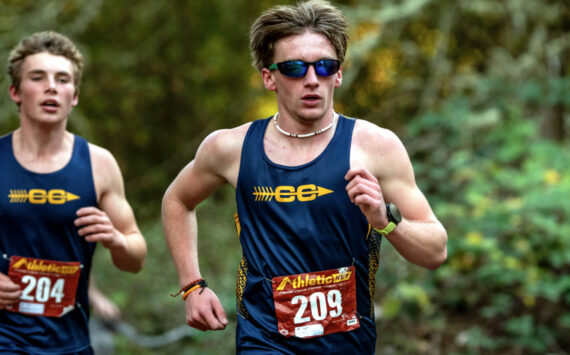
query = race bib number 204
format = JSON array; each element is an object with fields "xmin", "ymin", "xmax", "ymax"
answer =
[
  {"xmin": 7, "ymin": 255, "xmax": 81, "ymax": 317},
  {"xmin": 272, "ymin": 266, "xmax": 360, "ymax": 339}
]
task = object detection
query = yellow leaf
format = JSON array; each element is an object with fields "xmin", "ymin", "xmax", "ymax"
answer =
[
  {"xmin": 466, "ymin": 231, "xmax": 483, "ymax": 245},
  {"xmin": 503, "ymin": 256, "xmax": 521, "ymax": 270},
  {"xmin": 522, "ymin": 295, "xmax": 535, "ymax": 307},
  {"xmin": 543, "ymin": 169, "xmax": 561, "ymax": 185}
]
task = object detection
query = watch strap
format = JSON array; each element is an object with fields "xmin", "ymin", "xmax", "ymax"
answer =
[{"xmin": 374, "ymin": 221, "xmax": 396, "ymax": 236}]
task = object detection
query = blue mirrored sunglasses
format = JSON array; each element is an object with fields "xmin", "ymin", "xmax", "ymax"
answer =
[{"xmin": 268, "ymin": 59, "xmax": 340, "ymax": 78}]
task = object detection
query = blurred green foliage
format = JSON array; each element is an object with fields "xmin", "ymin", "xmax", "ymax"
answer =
[
  {"xmin": 1, "ymin": 0, "xmax": 569, "ymax": 354},
  {"xmin": 405, "ymin": 88, "xmax": 570, "ymax": 353}
]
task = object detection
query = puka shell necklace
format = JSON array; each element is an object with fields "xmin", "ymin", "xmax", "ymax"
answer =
[{"xmin": 273, "ymin": 112, "xmax": 336, "ymax": 138}]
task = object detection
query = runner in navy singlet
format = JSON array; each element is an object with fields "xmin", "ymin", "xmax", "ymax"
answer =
[
  {"xmin": 162, "ymin": 1, "xmax": 447, "ymax": 353},
  {"xmin": 0, "ymin": 31, "xmax": 147, "ymax": 354}
]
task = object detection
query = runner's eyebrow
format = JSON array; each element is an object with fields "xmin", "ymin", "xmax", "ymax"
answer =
[{"xmin": 25, "ymin": 69, "xmax": 72, "ymax": 77}]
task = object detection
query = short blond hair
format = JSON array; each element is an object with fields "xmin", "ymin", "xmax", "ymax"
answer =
[{"xmin": 7, "ymin": 31, "xmax": 83, "ymax": 91}]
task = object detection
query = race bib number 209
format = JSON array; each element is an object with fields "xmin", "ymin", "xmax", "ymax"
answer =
[
  {"xmin": 7, "ymin": 255, "xmax": 81, "ymax": 317},
  {"xmin": 272, "ymin": 266, "xmax": 360, "ymax": 339}
]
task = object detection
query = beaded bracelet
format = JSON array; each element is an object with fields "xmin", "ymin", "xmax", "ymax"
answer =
[{"xmin": 170, "ymin": 278, "xmax": 204, "ymax": 297}]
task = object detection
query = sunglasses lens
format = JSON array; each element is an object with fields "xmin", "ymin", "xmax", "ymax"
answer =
[
  {"xmin": 315, "ymin": 60, "xmax": 340, "ymax": 76},
  {"xmin": 274, "ymin": 60, "xmax": 340, "ymax": 77},
  {"xmin": 277, "ymin": 61, "xmax": 307, "ymax": 78}
]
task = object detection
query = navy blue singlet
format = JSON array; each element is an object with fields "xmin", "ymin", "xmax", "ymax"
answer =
[
  {"xmin": 0, "ymin": 133, "xmax": 97, "ymax": 354},
  {"xmin": 235, "ymin": 115, "xmax": 382, "ymax": 354}
]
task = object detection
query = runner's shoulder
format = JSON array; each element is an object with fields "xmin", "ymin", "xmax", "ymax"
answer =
[
  {"xmin": 197, "ymin": 122, "xmax": 252, "ymax": 164},
  {"xmin": 352, "ymin": 119, "xmax": 405, "ymax": 154}
]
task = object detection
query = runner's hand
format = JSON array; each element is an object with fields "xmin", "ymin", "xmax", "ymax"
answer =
[
  {"xmin": 74, "ymin": 207, "xmax": 125, "ymax": 249},
  {"xmin": 89, "ymin": 284, "xmax": 122, "ymax": 321},
  {"xmin": 184, "ymin": 287, "xmax": 228, "ymax": 331},
  {"xmin": 345, "ymin": 167, "xmax": 389, "ymax": 229},
  {"xmin": 0, "ymin": 272, "xmax": 21, "ymax": 309}
]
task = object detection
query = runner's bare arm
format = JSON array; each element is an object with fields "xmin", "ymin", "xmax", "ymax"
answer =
[
  {"xmin": 75, "ymin": 145, "xmax": 147, "ymax": 273},
  {"xmin": 162, "ymin": 127, "xmax": 246, "ymax": 331},
  {"xmin": 347, "ymin": 120, "xmax": 447, "ymax": 270}
]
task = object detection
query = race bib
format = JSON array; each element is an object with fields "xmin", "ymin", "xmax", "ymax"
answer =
[
  {"xmin": 272, "ymin": 266, "xmax": 359, "ymax": 339},
  {"xmin": 7, "ymin": 256, "xmax": 81, "ymax": 317}
]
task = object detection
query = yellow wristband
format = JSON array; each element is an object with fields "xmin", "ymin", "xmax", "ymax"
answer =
[
  {"xmin": 374, "ymin": 221, "xmax": 396, "ymax": 236},
  {"xmin": 182, "ymin": 284, "xmax": 201, "ymax": 300}
]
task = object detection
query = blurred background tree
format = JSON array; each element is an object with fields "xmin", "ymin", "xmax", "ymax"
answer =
[{"xmin": 1, "ymin": 0, "xmax": 568, "ymax": 354}]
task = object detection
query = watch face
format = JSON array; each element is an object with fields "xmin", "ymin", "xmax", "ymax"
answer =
[{"xmin": 388, "ymin": 203, "xmax": 402, "ymax": 223}]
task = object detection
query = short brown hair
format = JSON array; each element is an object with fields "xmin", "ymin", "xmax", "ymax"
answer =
[
  {"xmin": 249, "ymin": 0, "xmax": 349, "ymax": 72},
  {"xmin": 7, "ymin": 31, "xmax": 83, "ymax": 91}
]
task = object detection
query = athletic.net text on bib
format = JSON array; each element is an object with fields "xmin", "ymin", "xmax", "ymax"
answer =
[
  {"xmin": 272, "ymin": 266, "xmax": 360, "ymax": 338},
  {"xmin": 7, "ymin": 255, "xmax": 81, "ymax": 317}
]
